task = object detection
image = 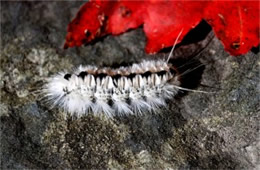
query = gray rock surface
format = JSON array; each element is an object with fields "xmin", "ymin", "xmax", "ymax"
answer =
[{"xmin": 1, "ymin": 1, "xmax": 259, "ymax": 169}]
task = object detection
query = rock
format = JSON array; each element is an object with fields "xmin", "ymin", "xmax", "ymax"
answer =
[{"xmin": 1, "ymin": 1, "xmax": 259, "ymax": 169}]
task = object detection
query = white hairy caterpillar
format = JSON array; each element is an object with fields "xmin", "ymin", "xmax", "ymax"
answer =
[
  {"xmin": 43, "ymin": 29, "xmax": 209, "ymax": 117},
  {"xmin": 44, "ymin": 60, "xmax": 182, "ymax": 117}
]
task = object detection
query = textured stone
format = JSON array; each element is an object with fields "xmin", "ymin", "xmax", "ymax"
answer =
[{"xmin": 1, "ymin": 1, "xmax": 259, "ymax": 169}]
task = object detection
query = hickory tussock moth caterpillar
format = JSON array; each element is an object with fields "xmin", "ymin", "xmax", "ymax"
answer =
[
  {"xmin": 44, "ymin": 60, "xmax": 181, "ymax": 117},
  {"xmin": 43, "ymin": 29, "xmax": 207, "ymax": 117}
]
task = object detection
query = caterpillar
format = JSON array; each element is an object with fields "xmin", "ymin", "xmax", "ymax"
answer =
[
  {"xmin": 44, "ymin": 59, "xmax": 183, "ymax": 117},
  {"xmin": 43, "ymin": 29, "xmax": 208, "ymax": 117}
]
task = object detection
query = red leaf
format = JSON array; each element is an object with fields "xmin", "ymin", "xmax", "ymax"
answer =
[
  {"xmin": 141, "ymin": 1, "xmax": 209, "ymax": 53},
  {"xmin": 204, "ymin": 1, "xmax": 259, "ymax": 55},
  {"xmin": 64, "ymin": 0, "xmax": 259, "ymax": 56}
]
